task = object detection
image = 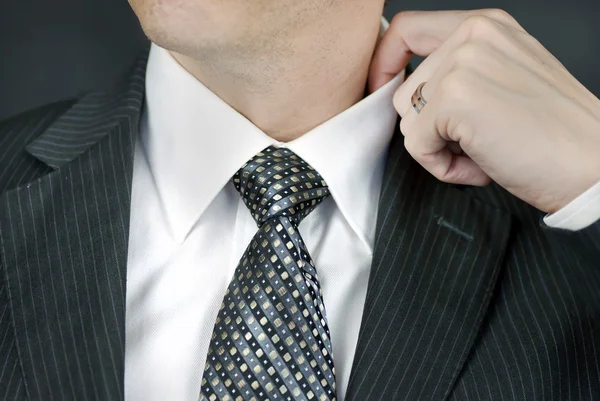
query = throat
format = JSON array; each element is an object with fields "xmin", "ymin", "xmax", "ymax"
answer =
[
  {"xmin": 172, "ymin": 51, "xmax": 372, "ymax": 143},
  {"xmin": 168, "ymin": 15, "xmax": 381, "ymax": 142}
]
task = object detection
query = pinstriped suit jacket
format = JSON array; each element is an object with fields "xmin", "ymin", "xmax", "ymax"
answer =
[{"xmin": 0, "ymin": 51, "xmax": 599, "ymax": 401}]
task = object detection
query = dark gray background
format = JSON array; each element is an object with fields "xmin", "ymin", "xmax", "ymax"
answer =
[{"xmin": 1, "ymin": 0, "xmax": 598, "ymax": 121}]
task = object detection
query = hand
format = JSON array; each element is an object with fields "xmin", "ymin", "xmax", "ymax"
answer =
[{"xmin": 370, "ymin": 9, "xmax": 600, "ymax": 213}]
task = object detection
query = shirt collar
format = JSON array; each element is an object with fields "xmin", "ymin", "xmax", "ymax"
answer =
[{"xmin": 142, "ymin": 18, "xmax": 403, "ymax": 251}]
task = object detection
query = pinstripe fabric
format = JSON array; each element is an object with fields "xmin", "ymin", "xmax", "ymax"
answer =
[
  {"xmin": 0, "ymin": 52, "xmax": 146, "ymax": 401},
  {"xmin": 345, "ymin": 133, "xmax": 600, "ymax": 401},
  {"xmin": 0, "ymin": 49, "xmax": 599, "ymax": 400},
  {"xmin": 346, "ymin": 134, "xmax": 513, "ymax": 401},
  {"xmin": 0, "ymin": 101, "xmax": 75, "ymax": 401}
]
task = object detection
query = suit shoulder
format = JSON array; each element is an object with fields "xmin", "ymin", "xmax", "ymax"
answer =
[{"xmin": 0, "ymin": 99, "xmax": 77, "ymax": 191}]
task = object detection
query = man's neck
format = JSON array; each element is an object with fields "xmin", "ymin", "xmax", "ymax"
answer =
[{"xmin": 170, "ymin": 12, "xmax": 385, "ymax": 142}]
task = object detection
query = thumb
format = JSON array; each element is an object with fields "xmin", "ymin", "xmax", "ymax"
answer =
[{"xmin": 368, "ymin": 10, "xmax": 487, "ymax": 93}]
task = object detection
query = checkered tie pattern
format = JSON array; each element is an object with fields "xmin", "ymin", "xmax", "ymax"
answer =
[{"xmin": 199, "ymin": 147, "xmax": 337, "ymax": 401}]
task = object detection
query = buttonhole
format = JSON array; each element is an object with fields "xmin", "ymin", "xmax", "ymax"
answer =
[{"xmin": 435, "ymin": 216, "xmax": 474, "ymax": 242}]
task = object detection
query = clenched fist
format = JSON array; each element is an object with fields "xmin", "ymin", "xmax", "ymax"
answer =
[{"xmin": 370, "ymin": 9, "xmax": 600, "ymax": 214}]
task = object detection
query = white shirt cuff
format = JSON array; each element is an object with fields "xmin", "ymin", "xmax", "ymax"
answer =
[{"xmin": 543, "ymin": 180, "xmax": 600, "ymax": 231}]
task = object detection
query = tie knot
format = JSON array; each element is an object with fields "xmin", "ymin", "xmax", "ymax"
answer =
[{"xmin": 233, "ymin": 147, "xmax": 330, "ymax": 226}]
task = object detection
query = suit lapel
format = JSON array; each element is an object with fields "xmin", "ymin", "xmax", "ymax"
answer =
[
  {"xmin": 346, "ymin": 130, "xmax": 513, "ymax": 401},
  {"xmin": 0, "ymin": 51, "xmax": 147, "ymax": 400}
]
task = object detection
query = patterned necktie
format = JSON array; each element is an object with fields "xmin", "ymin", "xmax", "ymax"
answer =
[{"xmin": 200, "ymin": 147, "xmax": 337, "ymax": 401}]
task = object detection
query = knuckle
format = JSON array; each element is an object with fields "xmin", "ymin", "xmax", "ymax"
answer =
[
  {"xmin": 462, "ymin": 15, "xmax": 498, "ymax": 39},
  {"xmin": 403, "ymin": 135, "xmax": 418, "ymax": 156},
  {"xmin": 439, "ymin": 69, "xmax": 471, "ymax": 104},
  {"xmin": 483, "ymin": 8, "xmax": 515, "ymax": 24},
  {"xmin": 391, "ymin": 10, "xmax": 416, "ymax": 26},
  {"xmin": 441, "ymin": 69, "xmax": 468, "ymax": 94},
  {"xmin": 452, "ymin": 42, "xmax": 481, "ymax": 67},
  {"xmin": 399, "ymin": 117, "xmax": 410, "ymax": 135}
]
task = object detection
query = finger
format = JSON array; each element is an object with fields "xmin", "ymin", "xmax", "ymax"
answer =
[
  {"xmin": 400, "ymin": 84, "xmax": 491, "ymax": 186},
  {"xmin": 369, "ymin": 10, "xmax": 466, "ymax": 93},
  {"xmin": 369, "ymin": 9, "xmax": 524, "ymax": 93},
  {"xmin": 395, "ymin": 16, "xmax": 529, "ymax": 117}
]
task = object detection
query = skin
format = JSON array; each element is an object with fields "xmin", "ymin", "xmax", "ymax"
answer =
[
  {"xmin": 128, "ymin": 0, "xmax": 386, "ymax": 141},
  {"xmin": 370, "ymin": 9, "xmax": 600, "ymax": 214}
]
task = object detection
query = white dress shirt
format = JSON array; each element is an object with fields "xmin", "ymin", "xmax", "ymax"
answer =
[{"xmin": 124, "ymin": 19, "xmax": 600, "ymax": 401}]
